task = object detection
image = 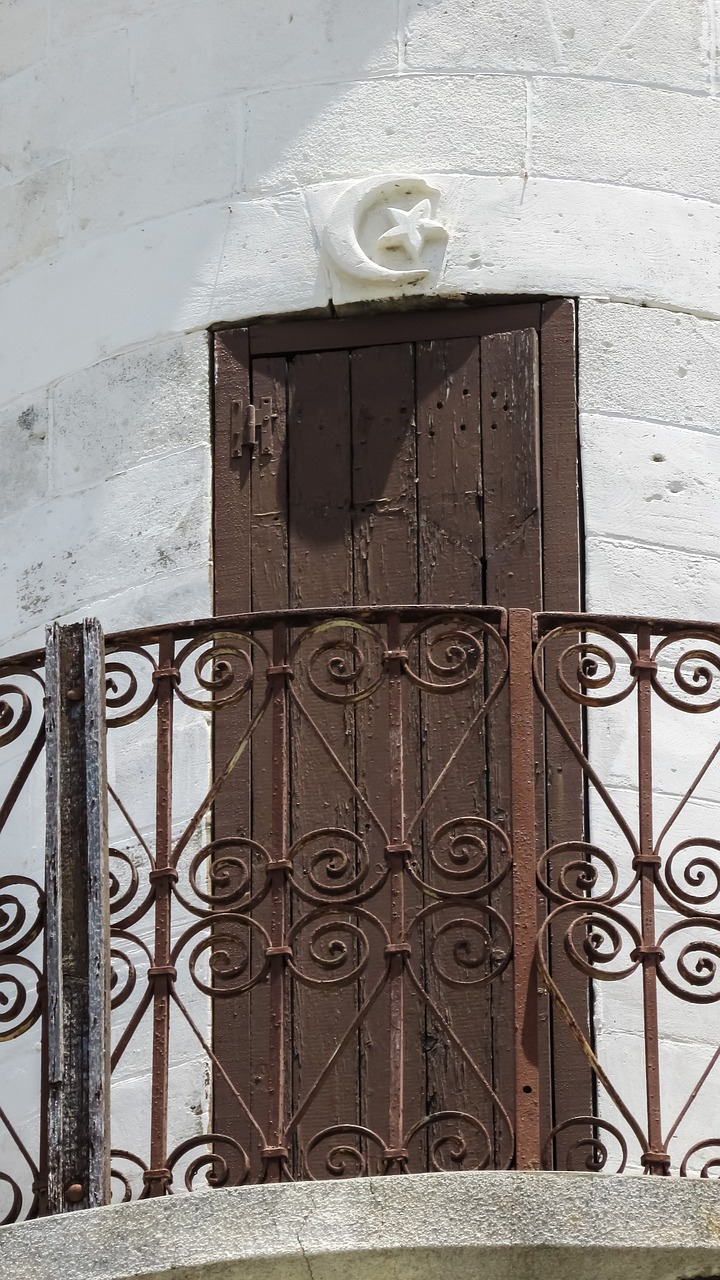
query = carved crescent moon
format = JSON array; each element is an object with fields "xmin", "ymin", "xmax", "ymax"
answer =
[{"xmin": 323, "ymin": 176, "xmax": 442, "ymax": 283}]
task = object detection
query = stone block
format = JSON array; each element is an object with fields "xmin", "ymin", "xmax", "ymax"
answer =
[
  {"xmin": 0, "ymin": 162, "xmax": 69, "ymax": 278},
  {"xmin": 0, "ymin": 0, "xmax": 46, "ymax": 81},
  {"xmin": 583, "ymin": 652, "xmax": 720, "ymax": 804},
  {"xmin": 585, "ymin": 536, "xmax": 720, "ymax": 620},
  {"xmin": 243, "ymin": 76, "xmax": 527, "ymax": 193},
  {"xmin": 442, "ymin": 177, "xmax": 720, "ymax": 319},
  {"xmin": 404, "ymin": 0, "xmax": 558, "ymax": 70},
  {"xmin": 580, "ymin": 301, "xmax": 720, "ymax": 428},
  {"xmin": 50, "ymin": 0, "xmax": 174, "ymax": 43},
  {"xmin": 54, "ymin": 566, "xmax": 211, "ymax": 636},
  {"xmin": 0, "ymin": 194, "xmax": 326, "ymax": 404},
  {"xmin": 581, "ymin": 415, "xmax": 720, "ymax": 555},
  {"xmin": 71, "ymin": 102, "xmax": 239, "ymax": 239},
  {"xmin": 211, "ymin": 194, "xmax": 329, "ymax": 320},
  {"xmin": 52, "ymin": 333, "xmax": 209, "ymax": 493},
  {"xmin": 546, "ymin": 0, "xmax": 709, "ymax": 89},
  {"xmin": 0, "ymin": 29, "xmax": 133, "ymax": 184},
  {"xmin": 587, "ymin": 882, "xmax": 720, "ymax": 1048},
  {"xmin": 3, "ymin": 1170, "xmax": 720, "ymax": 1280},
  {"xmin": 0, "ymin": 444, "xmax": 211, "ymax": 635},
  {"xmin": 533, "ymin": 79, "xmax": 720, "ymax": 203},
  {"xmin": 0, "ymin": 203, "xmax": 231, "ymax": 403},
  {"xmin": 596, "ymin": 1030, "xmax": 719, "ymax": 1172},
  {"xmin": 131, "ymin": 0, "xmax": 397, "ymax": 117},
  {"xmin": 0, "ymin": 392, "xmax": 48, "ymax": 520},
  {"xmin": 110, "ymin": 1057, "xmax": 210, "ymax": 1190}
]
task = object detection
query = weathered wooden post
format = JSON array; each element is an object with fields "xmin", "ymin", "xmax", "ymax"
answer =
[{"xmin": 45, "ymin": 619, "xmax": 110, "ymax": 1212}]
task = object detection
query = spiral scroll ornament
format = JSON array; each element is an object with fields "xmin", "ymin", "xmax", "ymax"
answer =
[
  {"xmin": 404, "ymin": 1110, "xmax": 492, "ymax": 1172},
  {"xmin": 539, "ymin": 903, "xmax": 642, "ymax": 983},
  {"xmin": 109, "ymin": 930, "xmax": 152, "ymax": 1010},
  {"xmin": 536, "ymin": 841, "xmax": 628, "ymax": 907},
  {"xmin": 651, "ymin": 632, "xmax": 720, "ymax": 712},
  {"xmin": 174, "ymin": 837, "xmax": 271, "ymax": 916},
  {"xmin": 107, "ymin": 847, "xmax": 155, "ymax": 931},
  {"xmin": 105, "ymin": 644, "xmax": 160, "ymax": 727},
  {"xmin": 656, "ymin": 918, "xmax": 720, "ymax": 1002},
  {"xmin": 288, "ymin": 907, "xmax": 385, "ymax": 987},
  {"xmin": 110, "ymin": 1150, "xmax": 150, "ymax": 1203},
  {"xmin": 543, "ymin": 627, "xmax": 639, "ymax": 709},
  {"xmin": 407, "ymin": 817, "xmax": 511, "ymax": 900},
  {"xmin": 411, "ymin": 899, "xmax": 512, "ymax": 987},
  {"xmin": 0, "ymin": 674, "xmax": 39, "ymax": 749},
  {"xmin": 174, "ymin": 632, "xmax": 259, "ymax": 710},
  {"xmin": 172, "ymin": 913, "xmax": 271, "ymax": 998},
  {"xmin": 289, "ymin": 828, "xmax": 383, "ymax": 905},
  {"xmin": 295, "ymin": 620, "xmax": 385, "ymax": 704},
  {"xmin": 166, "ymin": 1134, "xmax": 251, "ymax": 1190},
  {"xmin": 403, "ymin": 617, "xmax": 488, "ymax": 693},
  {"xmin": 0, "ymin": 1170, "xmax": 24, "ymax": 1226},
  {"xmin": 0, "ymin": 955, "xmax": 43, "ymax": 1041},
  {"xmin": 0, "ymin": 876, "xmax": 44, "ymax": 956},
  {"xmin": 680, "ymin": 1139, "xmax": 720, "ymax": 1177},
  {"xmin": 656, "ymin": 838, "xmax": 720, "ymax": 917},
  {"xmin": 542, "ymin": 1117, "xmax": 628, "ymax": 1173},
  {"xmin": 302, "ymin": 1124, "xmax": 387, "ymax": 1180}
]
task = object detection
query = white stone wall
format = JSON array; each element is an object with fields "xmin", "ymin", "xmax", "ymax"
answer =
[{"xmin": 2, "ymin": 0, "xmax": 720, "ymax": 1188}]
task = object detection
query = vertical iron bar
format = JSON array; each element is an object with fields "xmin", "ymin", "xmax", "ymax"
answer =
[
  {"xmin": 37, "ymin": 923, "xmax": 50, "ymax": 1216},
  {"xmin": 634, "ymin": 625, "xmax": 668, "ymax": 1174},
  {"xmin": 46, "ymin": 620, "xmax": 110, "ymax": 1213},
  {"xmin": 384, "ymin": 614, "xmax": 408, "ymax": 1173},
  {"xmin": 508, "ymin": 609, "xmax": 541, "ymax": 1169},
  {"xmin": 146, "ymin": 631, "xmax": 176, "ymax": 1197},
  {"xmin": 264, "ymin": 620, "xmax": 291, "ymax": 1182}
]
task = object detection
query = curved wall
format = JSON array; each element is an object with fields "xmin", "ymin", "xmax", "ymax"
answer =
[
  {"xmin": 2, "ymin": 0, "xmax": 720, "ymax": 652},
  {"xmin": 2, "ymin": 0, "xmax": 720, "ymax": 1189}
]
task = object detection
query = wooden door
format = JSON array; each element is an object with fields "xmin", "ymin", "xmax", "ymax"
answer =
[{"xmin": 212, "ymin": 302, "xmax": 585, "ymax": 1177}]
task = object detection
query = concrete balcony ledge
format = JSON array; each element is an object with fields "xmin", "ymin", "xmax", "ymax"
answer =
[{"xmin": 2, "ymin": 1172, "xmax": 720, "ymax": 1280}]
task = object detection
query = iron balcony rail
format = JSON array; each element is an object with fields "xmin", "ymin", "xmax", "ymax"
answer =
[{"xmin": 2, "ymin": 606, "xmax": 720, "ymax": 1221}]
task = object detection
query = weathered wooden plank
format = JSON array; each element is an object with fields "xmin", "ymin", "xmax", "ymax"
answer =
[
  {"xmin": 213, "ymin": 329, "xmax": 252, "ymax": 617},
  {"xmin": 287, "ymin": 350, "xmax": 358, "ymax": 1171},
  {"xmin": 508, "ymin": 609, "xmax": 541, "ymax": 1169},
  {"xmin": 416, "ymin": 338, "xmax": 496, "ymax": 1166},
  {"xmin": 350, "ymin": 344, "xmax": 424, "ymax": 1169},
  {"xmin": 248, "ymin": 303, "xmax": 542, "ymax": 356},
  {"xmin": 540, "ymin": 299, "xmax": 591, "ymax": 1168},
  {"xmin": 481, "ymin": 330, "xmax": 542, "ymax": 609},
  {"xmin": 416, "ymin": 337, "xmax": 483, "ymax": 605},
  {"xmin": 211, "ymin": 328, "xmax": 254, "ymax": 1160},
  {"xmin": 480, "ymin": 329, "xmax": 544, "ymax": 1164},
  {"xmin": 46, "ymin": 620, "xmax": 110, "ymax": 1213},
  {"xmin": 540, "ymin": 301, "xmax": 580, "ymax": 615},
  {"xmin": 249, "ymin": 356, "xmax": 289, "ymax": 1176},
  {"xmin": 288, "ymin": 352, "xmax": 353, "ymax": 608}
]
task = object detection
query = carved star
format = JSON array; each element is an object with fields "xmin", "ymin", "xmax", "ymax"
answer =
[{"xmin": 376, "ymin": 199, "xmax": 446, "ymax": 263}]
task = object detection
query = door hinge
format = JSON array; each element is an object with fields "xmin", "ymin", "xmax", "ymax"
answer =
[{"xmin": 231, "ymin": 397, "xmax": 277, "ymax": 458}]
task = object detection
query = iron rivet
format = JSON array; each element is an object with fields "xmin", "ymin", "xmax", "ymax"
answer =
[
  {"xmin": 66, "ymin": 686, "xmax": 83, "ymax": 702},
  {"xmin": 65, "ymin": 1182, "xmax": 84, "ymax": 1203}
]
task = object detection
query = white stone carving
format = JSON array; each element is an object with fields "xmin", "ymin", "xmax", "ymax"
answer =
[{"xmin": 322, "ymin": 176, "xmax": 448, "ymax": 283}]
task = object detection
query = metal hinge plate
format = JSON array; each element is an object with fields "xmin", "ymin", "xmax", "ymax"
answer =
[{"xmin": 231, "ymin": 397, "xmax": 277, "ymax": 458}]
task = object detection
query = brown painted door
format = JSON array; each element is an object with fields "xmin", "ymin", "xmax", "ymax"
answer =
[{"xmin": 213, "ymin": 302, "xmax": 584, "ymax": 1177}]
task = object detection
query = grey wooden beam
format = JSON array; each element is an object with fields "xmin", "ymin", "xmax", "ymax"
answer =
[{"xmin": 46, "ymin": 620, "xmax": 110, "ymax": 1213}]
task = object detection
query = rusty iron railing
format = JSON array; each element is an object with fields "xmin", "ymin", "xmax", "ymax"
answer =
[{"xmin": 3, "ymin": 607, "xmax": 720, "ymax": 1220}]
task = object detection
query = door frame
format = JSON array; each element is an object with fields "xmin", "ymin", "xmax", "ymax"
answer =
[{"xmin": 211, "ymin": 299, "xmax": 587, "ymax": 1171}]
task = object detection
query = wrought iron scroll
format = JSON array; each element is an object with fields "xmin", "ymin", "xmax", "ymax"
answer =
[
  {"xmin": 0, "ymin": 646, "xmax": 47, "ymax": 1224},
  {"xmin": 7, "ymin": 605, "xmax": 720, "ymax": 1209},
  {"xmin": 103, "ymin": 607, "xmax": 515, "ymax": 1196},
  {"xmin": 534, "ymin": 614, "xmax": 720, "ymax": 1175}
]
